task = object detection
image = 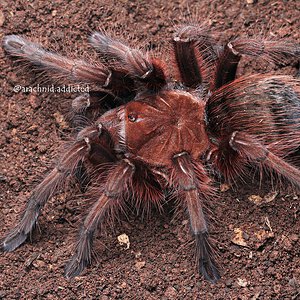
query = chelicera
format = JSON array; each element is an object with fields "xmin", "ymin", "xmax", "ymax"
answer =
[{"xmin": 2, "ymin": 24, "xmax": 300, "ymax": 282}]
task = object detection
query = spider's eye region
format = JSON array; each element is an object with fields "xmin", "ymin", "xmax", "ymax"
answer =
[{"xmin": 128, "ymin": 113, "xmax": 137, "ymax": 122}]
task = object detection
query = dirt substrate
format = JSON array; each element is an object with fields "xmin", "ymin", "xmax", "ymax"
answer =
[{"xmin": 0, "ymin": 1, "xmax": 299, "ymax": 299}]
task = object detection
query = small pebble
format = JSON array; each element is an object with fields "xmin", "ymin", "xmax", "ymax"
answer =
[
  {"xmin": 225, "ymin": 279, "xmax": 232, "ymax": 287},
  {"xmin": 32, "ymin": 259, "xmax": 46, "ymax": 268},
  {"xmin": 273, "ymin": 285, "xmax": 281, "ymax": 293},
  {"xmin": 290, "ymin": 234, "xmax": 299, "ymax": 242},
  {"xmin": 288, "ymin": 277, "xmax": 299, "ymax": 288},
  {"xmin": 29, "ymin": 93, "xmax": 41, "ymax": 109},
  {"xmin": 135, "ymin": 261, "xmax": 146, "ymax": 269},
  {"xmin": 237, "ymin": 278, "xmax": 248, "ymax": 287},
  {"xmin": 164, "ymin": 286, "xmax": 177, "ymax": 298}
]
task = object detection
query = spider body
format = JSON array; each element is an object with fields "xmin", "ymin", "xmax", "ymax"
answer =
[
  {"xmin": 117, "ymin": 91, "xmax": 209, "ymax": 166},
  {"xmin": 2, "ymin": 25, "xmax": 300, "ymax": 283}
]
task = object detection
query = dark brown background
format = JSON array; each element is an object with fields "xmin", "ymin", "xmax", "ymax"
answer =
[{"xmin": 0, "ymin": 1, "xmax": 299, "ymax": 299}]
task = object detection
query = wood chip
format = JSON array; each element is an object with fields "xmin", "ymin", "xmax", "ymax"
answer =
[
  {"xmin": 255, "ymin": 229, "xmax": 274, "ymax": 241},
  {"xmin": 0, "ymin": 11, "xmax": 5, "ymax": 27},
  {"xmin": 220, "ymin": 183, "xmax": 230, "ymax": 192},
  {"xmin": 53, "ymin": 111, "xmax": 69, "ymax": 130},
  {"xmin": 248, "ymin": 191, "xmax": 278, "ymax": 205},
  {"xmin": 248, "ymin": 194, "xmax": 263, "ymax": 205},
  {"xmin": 254, "ymin": 229, "xmax": 274, "ymax": 249},
  {"xmin": 117, "ymin": 233, "xmax": 130, "ymax": 249},
  {"xmin": 263, "ymin": 191, "xmax": 278, "ymax": 203},
  {"xmin": 232, "ymin": 228, "xmax": 248, "ymax": 247}
]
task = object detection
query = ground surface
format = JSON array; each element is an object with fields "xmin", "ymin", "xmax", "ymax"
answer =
[{"xmin": 0, "ymin": 0, "xmax": 300, "ymax": 299}]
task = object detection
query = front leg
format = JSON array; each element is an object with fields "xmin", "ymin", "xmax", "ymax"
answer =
[
  {"xmin": 90, "ymin": 32, "xmax": 167, "ymax": 91},
  {"xmin": 1, "ymin": 123, "xmax": 113, "ymax": 252},
  {"xmin": 171, "ymin": 152, "xmax": 220, "ymax": 283},
  {"xmin": 1, "ymin": 136, "xmax": 91, "ymax": 252},
  {"xmin": 3, "ymin": 35, "xmax": 135, "ymax": 98}
]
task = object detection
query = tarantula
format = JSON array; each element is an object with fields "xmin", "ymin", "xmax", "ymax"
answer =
[{"xmin": 2, "ymin": 24, "xmax": 300, "ymax": 283}]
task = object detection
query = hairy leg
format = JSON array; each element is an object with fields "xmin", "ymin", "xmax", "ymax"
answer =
[
  {"xmin": 172, "ymin": 25, "xmax": 218, "ymax": 88},
  {"xmin": 1, "ymin": 122, "xmax": 115, "ymax": 252},
  {"xmin": 2, "ymin": 139, "xmax": 90, "ymax": 252},
  {"xmin": 64, "ymin": 159, "xmax": 135, "ymax": 278},
  {"xmin": 3, "ymin": 35, "xmax": 134, "ymax": 97},
  {"xmin": 90, "ymin": 31, "xmax": 167, "ymax": 91},
  {"xmin": 171, "ymin": 152, "xmax": 220, "ymax": 283},
  {"xmin": 229, "ymin": 131, "xmax": 300, "ymax": 188},
  {"xmin": 213, "ymin": 38, "xmax": 300, "ymax": 90}
]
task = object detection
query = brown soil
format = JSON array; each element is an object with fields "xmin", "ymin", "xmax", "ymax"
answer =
[{"xmin": 0, "ymin": 1, "xmax": 299, "ymax": 299}]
